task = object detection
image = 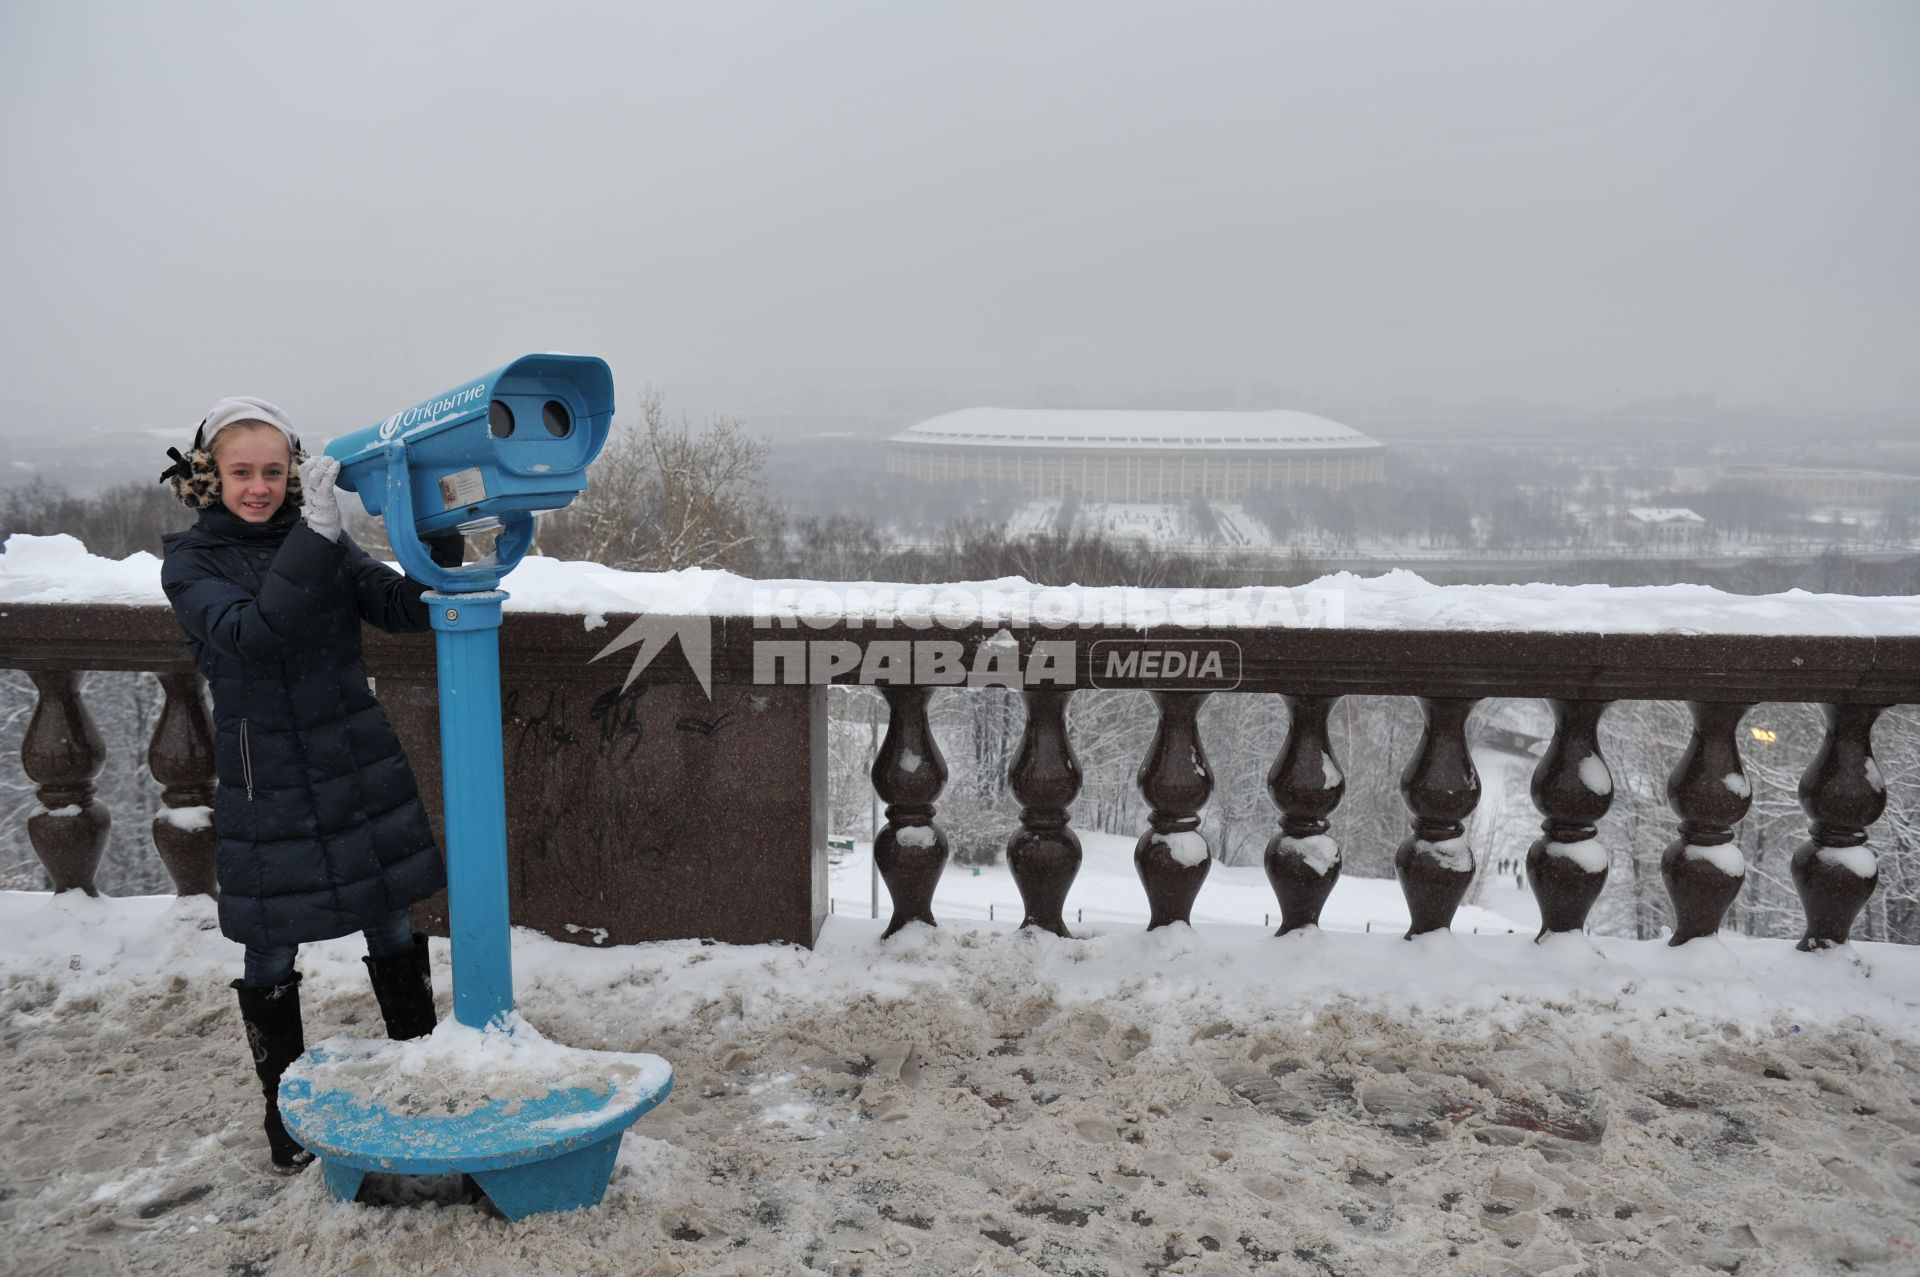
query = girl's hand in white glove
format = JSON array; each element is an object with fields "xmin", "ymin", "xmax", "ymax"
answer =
[{"xmin": 298, "ymin": 455, "xmax": 342, "ymax": 542}]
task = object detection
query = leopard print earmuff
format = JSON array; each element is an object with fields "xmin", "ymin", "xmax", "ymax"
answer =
[{"xmin": 159, "ymin": 422, "xmax": 306, "ymax": 512}]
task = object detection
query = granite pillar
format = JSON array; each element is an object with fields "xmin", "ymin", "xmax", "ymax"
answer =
[{"xmin": 383, "ymin": 670, "xmax": 827, "ymax": 949}]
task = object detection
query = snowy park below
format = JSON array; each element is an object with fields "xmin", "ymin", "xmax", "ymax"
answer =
[
  {"xmin": 4, "ymin": 876, "xmax": 1919, "ymax": 1277},
  {"xmin": 1004, "ymin": 502, "xmax": 1279, "ymax": 554},
  {"xmin": 824, "ymin": 826, "xmax": 1533, "ymax": 937}
]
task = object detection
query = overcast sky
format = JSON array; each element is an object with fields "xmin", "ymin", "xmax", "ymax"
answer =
[{"xmin": 1, "ymin": 0, "xmax": 1915, "ymax": 438}]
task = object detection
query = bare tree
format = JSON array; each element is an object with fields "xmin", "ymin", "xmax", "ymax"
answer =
[
  {"xmin": 1, "ymin": 479, "xmax": 191, "ymax": 558},
  {"xmin": 1593, "ymin": 699, "xmax": 1692, "ymax": 940},
  {"xmin": 0, "ymin": 670, "xmax": 170, "ymax": 895},
  {"xmin": 1197, "ymin": 692, "xmax": 1288, "ymax": 868},
  {"xmin": 539, "ymin": 390, "xmax": 777, "ymax": 573},
  {"xmin": 1328, "ymin": 695, "xmax": 1427, "ymax": 879}
]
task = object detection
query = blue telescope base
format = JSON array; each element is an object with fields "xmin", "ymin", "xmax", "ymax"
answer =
[
  {"xmin": 281, "ymin": 1045, "xmax": 673, "ymax": 1221},
  {"xmin": 277, "ymin": 589, "xmax": 674, "ymax": 1219}
]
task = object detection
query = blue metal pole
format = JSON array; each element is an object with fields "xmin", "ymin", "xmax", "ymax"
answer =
[{"xmin": 426, "ymin": 590, "xmax": 514, "ymax": 1029}]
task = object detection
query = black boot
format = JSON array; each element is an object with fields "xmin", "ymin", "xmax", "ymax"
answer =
[
  {"xmin": 364, "ymin": 933, "xmax": 437, "ymax": 1041},
  {"xmin": 232, "ymin": 974, "xmax": 314, "ymax": 1174}
]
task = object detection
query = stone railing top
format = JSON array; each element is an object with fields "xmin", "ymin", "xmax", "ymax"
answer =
[
  {"xmin": 5, "ymin": 534, "xmax": 1918, "ymax": 704},
  {"xmin": 5, "ymin": 532, "xmax": 1920, "ymax": 638}
]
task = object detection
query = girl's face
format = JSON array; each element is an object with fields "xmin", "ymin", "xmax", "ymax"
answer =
[{"xmin": 213, "ymin": 425, "xmax": 291, "ymax": 523}]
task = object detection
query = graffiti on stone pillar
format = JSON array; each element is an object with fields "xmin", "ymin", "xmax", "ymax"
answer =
[
  {"xmin": 502, "ymin": 688, "xmax": 578, "ymax": 756},
  {"xmin": 588, "ymin": 683, "xmax": 649, "ymax": 758}
]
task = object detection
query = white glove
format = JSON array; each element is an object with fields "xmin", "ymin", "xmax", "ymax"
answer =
[{"xmin": 299, "ymin": 455, "xmax": 342, "ymax": 542}]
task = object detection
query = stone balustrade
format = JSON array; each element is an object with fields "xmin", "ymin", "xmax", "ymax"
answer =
[{"xmin": 2, "ymin": 599, "xmax": 1915, "ymax": 953}]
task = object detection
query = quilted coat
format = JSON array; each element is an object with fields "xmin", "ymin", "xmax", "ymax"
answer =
[{"xmin": 160, "ymin": 505, "xmax": 446, "ymax": 947}]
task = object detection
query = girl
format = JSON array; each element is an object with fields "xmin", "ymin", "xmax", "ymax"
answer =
[{"xmin": 160, "ymin": 397, "xmax": 455, "ymax": 1172}]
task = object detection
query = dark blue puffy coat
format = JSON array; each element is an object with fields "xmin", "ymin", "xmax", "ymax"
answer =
[{"xmin": 160, "ymin": 505, "xmax": 446, "ymax": 948}]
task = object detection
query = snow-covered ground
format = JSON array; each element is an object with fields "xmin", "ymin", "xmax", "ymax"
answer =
[
  {"xmin": 1079, "ymin": 503, "xmax": 1194, "ymax": 548},
  {"xmin": 1007, "ymin": 502, "xmax": 1277, "ymax": 553},
  {"xmin": 819, "ymin": 734, "xmax": 1543, "ymax": 939},
  {"xmin": 1006, "ymin": 503, "xmax": 1065, "ymax": 540},
  {"xmin": 4, "ymin": 888, "xmax": 1919, "ymax": 1276},
  {"xmin": 1208, "ymin": 504, "xmax": 1272, "ymax": 552}
]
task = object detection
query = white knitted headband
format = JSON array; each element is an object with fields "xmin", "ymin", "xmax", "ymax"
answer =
[{"xmin": 194, "ymin": 396, "xmax": 303, "ymax": 454}]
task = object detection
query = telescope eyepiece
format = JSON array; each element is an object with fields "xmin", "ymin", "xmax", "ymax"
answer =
[{"xmin": 324, "ymin": 354, "xmax": 612, "ymax": 592}]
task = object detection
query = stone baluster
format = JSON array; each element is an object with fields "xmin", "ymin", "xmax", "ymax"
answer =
[
  {"xmin": 1659, "ymin": 700, "xmax": 1752, "ymax": 945},
  {"xmin": 872, "ymin": 685, "xmax": 948, "ymax": 939},
  {"xmin": 1133, "ymin": 691, "xmax": 1213, "ymax": 930},
  {"xmin": 23, "ymin": 670, "xmax": 111, "ymax": 894},
  {"xmin": 1393, "ymin": 697, "xmax": 1481, "ymax": 938},
  {"xmin": 1791, "ymin": 703, "xmax": 1886, "ymax": 951},
  {"xmin": 148, "ymin": 672, "xmax": 218, "ymax": 896},
  {"xmin": 1524, "ymin": 699, "xmax": 1614, "ymax": 940},
  {"xmin": 1006, "ymin": 686, "xmax": 1081, "ymax": 937},
  {"xmin": 1262, "ymin": 694, "xmax": 1345, "ymax": 935}
]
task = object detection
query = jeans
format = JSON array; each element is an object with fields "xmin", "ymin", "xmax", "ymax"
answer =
[{"xmin": 241, "ymin": 908, "xmax": 416, "ymax": 988}]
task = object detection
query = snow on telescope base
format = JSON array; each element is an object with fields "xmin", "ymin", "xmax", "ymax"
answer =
[{"xmin": 279, "ymin": 1013, "xmax": 672, "ymax": 1221}]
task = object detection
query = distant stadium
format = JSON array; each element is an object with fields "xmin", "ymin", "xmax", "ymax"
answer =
[{"xmin": 886, "ymin": 408, "xmax": 1386, "ymax": 502}]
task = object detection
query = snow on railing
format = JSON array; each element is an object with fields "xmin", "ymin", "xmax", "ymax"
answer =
[{"xmin": 7, "ymin": 529, "xmax": 1920, "ymax": 635}]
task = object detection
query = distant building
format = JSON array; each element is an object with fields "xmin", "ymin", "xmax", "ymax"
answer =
[
  {"xmin": 1621, "ymin": 506, "xmax": 1710, "ymax": 546},
  {"xmin": 885, "ymin": 408, "xmax": 1386, "ymax": 502},
  {"xmin": 1716, "ymin": 464, "xmax": 1920, "ymax": 506}
]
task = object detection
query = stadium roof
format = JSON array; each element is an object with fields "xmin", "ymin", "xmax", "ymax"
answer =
[{"xmin": 890, "ymin": 407, "xmax": 1382, "ymax": 452}]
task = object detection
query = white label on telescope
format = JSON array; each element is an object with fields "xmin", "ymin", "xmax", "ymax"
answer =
[{"xmin": 439, "ymin": 467, "xmax": 488, "ymax": 510}]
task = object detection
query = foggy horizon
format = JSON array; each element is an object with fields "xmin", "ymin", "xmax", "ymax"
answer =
[{"xmin": 2, "ymin": 1, "xmax": 1916, "ymax": 440}]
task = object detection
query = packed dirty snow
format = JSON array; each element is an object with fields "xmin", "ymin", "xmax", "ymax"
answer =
[{"xmin": 3, "ymin": 885, "xmax": 1918, "ymax": 1277}]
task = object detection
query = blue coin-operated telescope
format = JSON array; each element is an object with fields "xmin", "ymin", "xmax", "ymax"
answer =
[
  {"xmin": 288, "ymin": 356, "xmax": 672, "ymax": 1221},
  {"xmin": 327, "ymin": 353, "xmax": 615, "ymax": 591}
]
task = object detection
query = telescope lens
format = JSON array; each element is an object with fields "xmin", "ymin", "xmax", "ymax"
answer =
[
  {"xmin": 542, "ymin": 400, "xmax": 572, "ymax": 438},
  {"xmin": 489, "ymin": 401, "xmax": 515, "ymax": 438}
]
